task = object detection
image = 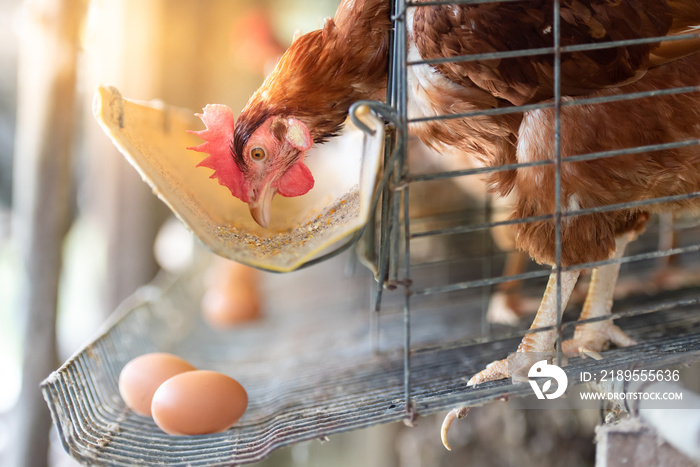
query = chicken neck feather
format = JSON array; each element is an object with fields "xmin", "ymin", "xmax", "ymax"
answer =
[{"xmin": 234, "ymin": 0, "xmax": 391, "ymax": 159}]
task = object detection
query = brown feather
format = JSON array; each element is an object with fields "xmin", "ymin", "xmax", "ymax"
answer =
[
  {"xmin": 412, "ymin": 0, "xmax": 700, "ymax": 106},
  {"xmin": 231, "ymin": 0, "xmax": 700, "ymax": 258},
  {"xmin": 511, "ymin": 55, "xmax": 700, "ymax": 266},
  {"xmin": 234, "ymin": 0, "xmax": 391, "ymax": 161},
  {"xmin": 407, "ymin": 1, "xmax": 700, "ymax": 267}
]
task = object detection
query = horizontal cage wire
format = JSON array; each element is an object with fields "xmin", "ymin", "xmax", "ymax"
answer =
[
  {"xmin": 42, "ymin": 1, "xmax": 700, "ymax": 465},
  {"xmin": 372, "ymin": 0, "xmax": 700, "ymax": 417}
]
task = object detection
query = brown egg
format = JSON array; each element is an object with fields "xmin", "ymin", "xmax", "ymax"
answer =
[
  {"xmin": 205, "ymin": 258, "xmax": 260, "ymax": 287},
  {"xmin": 118, "ymin": 353, "xmax": 196, "ymax": 416},
  {"xmin": 201, "ymin": 281, "xmax": 261, "ymax": 328},
  {"xmin": 151, "ymin": 370, "xmax": 248, "ymax": 435}
]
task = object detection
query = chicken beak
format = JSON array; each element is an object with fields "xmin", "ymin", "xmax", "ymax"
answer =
[{"xmin": 248, "ymin": 181, "xmax": 276, "ymax": 229}]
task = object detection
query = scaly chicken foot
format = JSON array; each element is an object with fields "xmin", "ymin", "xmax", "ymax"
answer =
[
  {"xmin": 468, "ymin": 269, "xmax": 581, "ymax": 385},
  {"xmin": 562, "ymin": 234, "xmax": 637, "ymax": 357}
]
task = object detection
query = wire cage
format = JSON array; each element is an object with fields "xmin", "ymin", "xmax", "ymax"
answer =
[
  {"xmin": 42, "ymin": 0, "xmax": 700, "ymax": 465},
  {"xmin": 360, "ymin": 0, "xmax": 700, "ymax": 420}
]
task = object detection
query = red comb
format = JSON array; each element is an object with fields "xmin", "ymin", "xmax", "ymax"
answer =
[{"xmin": 187, "ymin": 104, "xmax": 248, "ymax": 202}]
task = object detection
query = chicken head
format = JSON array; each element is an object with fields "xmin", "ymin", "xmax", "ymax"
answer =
[{"xmin": 189, "ymin": 104, "xmax": 314, "ymax": 228}]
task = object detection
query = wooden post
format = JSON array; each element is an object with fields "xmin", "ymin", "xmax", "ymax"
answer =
[
  {"xmin": 81, "ymin": 0, "xmax": 168, "ymax": 315},
  {"xmin": 11, "ymin": 1, "xmax": 86, "ymax": 466},
  {"xmin": 80, "ymin": 0, "xmax": 256, "ymax": 315},
  {"xmin": 596, "ymin": 418, "xmax": 698, "ymax": 467}
]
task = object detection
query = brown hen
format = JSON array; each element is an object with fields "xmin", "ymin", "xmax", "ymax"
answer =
[{"xmin": 189, "ymin": 0, "xmax": 700, "ymax": 383}]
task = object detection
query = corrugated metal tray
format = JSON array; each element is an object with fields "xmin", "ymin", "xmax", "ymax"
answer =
[{"xmin": 42, "ymin": 252, "xmax": 700, "ymax": 466}]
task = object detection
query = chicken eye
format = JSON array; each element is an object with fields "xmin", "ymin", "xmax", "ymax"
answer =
[{"xmin": 250, "ymin": 147, "xmax": 266, "ymax": 161}]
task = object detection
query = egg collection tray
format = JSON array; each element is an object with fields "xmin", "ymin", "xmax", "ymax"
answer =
[{"xmin": 42, "ymin": 246, "xmax": 700, "ymax": 466}]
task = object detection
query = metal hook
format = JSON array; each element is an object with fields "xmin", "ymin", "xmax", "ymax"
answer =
[{"xmin": 350, "ymin": 100, "xmax": 403, "ymax": 137}]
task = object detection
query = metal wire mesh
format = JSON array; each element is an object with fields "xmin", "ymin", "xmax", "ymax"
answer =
[
  {"xmin": 42, "ymin": 0, "xmax": 700, "ymax": 464},
  {"xmin": 370, "ymin": 0, "xmax": 700, "ymax": 420},
  {"xmin": 41, "ymin": 251, "xmax": 700, "ymax": 465}
]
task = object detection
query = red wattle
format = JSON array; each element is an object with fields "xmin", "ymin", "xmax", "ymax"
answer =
[{"xmin": 277, "ymin": 161, "xmax": 314, "ymax": 197}]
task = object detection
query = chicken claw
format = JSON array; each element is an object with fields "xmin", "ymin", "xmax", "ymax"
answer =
[
  {"xmin": 467, "ymin": 358, "xmax": 509, "ymax": 386},
  {"xmin": 562, "ymin": 321, "xmax": 636, "ymax": 357},
  {"xmin": 470, "ymin": 269, "xmax": 580, "ymax": 385},
  {"xmin": 441, "ymin": 407, "xmax": 469, "ymax": 451},
  {"xmin": 580, "ymin": 348, "xmax": 604, "ymax": 361}
]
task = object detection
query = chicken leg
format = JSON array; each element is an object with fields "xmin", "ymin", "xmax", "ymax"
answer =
[
  {"xmin": 445, "ymin": 238, "xmax": 637, "ymax": 449},
  {"xmin": 469, "ymin": 233, "xmax": 638, "ymax": 386},
  {"xmin": 562, "ymin": 233, "xmax": 637, "ymax": 357},
  {"xmin": 468, "ymin": 269, "xmax": 580, "ymax": 385}
]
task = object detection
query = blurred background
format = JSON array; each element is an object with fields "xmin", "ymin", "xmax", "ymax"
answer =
[
  {"xmin": 1, "ymin": 1, "xmax": 697, "ymax": 467},
  {"xmin": 0, "ymin": 1, "xmax": 346, "ymax": 465}
]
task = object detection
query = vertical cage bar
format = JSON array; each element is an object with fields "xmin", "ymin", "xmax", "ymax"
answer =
[
  {"xmin": 481, "ymin": 193, "xmax": 494, "ymax": 335},
  {"xmin": 371, "ymin": 0, "xmax": 402, "ymax": 352},
  {"xmin": 374, "ymin": 157, "xmax": 393, "ymax": 304},
  {"xmin": 552, "ymin": 0, "xmax": 564, "ymax": 366},
  {"xmin": 388, "ymin": 0, "xmax": 404, "ymax": 288},
  {"xmin": 370, "ymin": 132, "xmax": 398, "ymax": 353},
  {"xmin": 393, "ymin": 0, "xmax": 413, "ymax": 418},
  {"xmin": 402, "ymin": 178, "xmax": 413, "ymax": 419},
  {"xmin": 372, "ymin": 0, "xmax": 399, "ymax": 314}
]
